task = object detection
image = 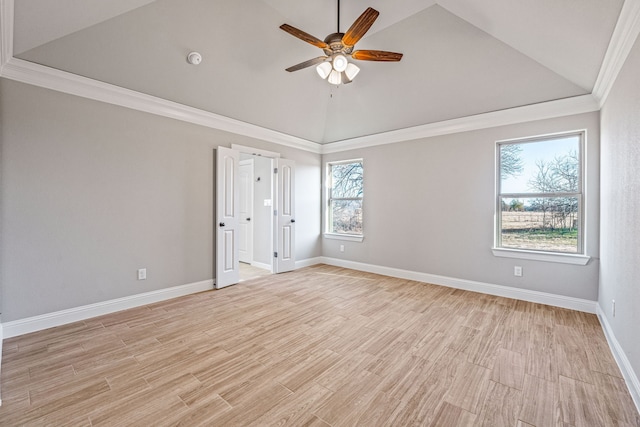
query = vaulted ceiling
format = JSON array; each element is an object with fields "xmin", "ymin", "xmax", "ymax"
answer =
[{"xmin": 11, "ymin": 0, "xmax": 625, "ymax": 144}]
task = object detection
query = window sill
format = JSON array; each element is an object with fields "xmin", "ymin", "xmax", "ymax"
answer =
[
  {"xmin": 492, "ymin": 248, "xmax": 590, "ymax": 265},
  {"xmin": 324, "ymin": 233, "xmax": 364, "ymax": 242}
]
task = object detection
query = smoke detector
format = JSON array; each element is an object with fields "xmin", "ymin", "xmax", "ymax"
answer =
[{"xmin": 187, "ymin": 52, "xmax": 202, "ymax": 65}]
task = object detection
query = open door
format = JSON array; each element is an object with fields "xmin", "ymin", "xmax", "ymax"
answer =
[
  {"xmin": 216, "ymin": 147, "xmax": 240, "ymax": 288},
  {"xmin": 275, "ymin": 158, "xmax": 296, "ymax": 273}
]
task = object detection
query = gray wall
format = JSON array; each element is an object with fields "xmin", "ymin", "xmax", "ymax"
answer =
[
  {"xmin": 0, "ymin": 79, "xmax": 321, "ymax": 321},
  {"xmin": 600, "ymin": 35, "xmax": 640, "ymax": 384},
  {"xmin": 323, "ymin": 112, "xmax": 600, "ymax": 301},
  {"xmin": 0, "ymin": 72, "xmax": 610, "ymax": 326}
]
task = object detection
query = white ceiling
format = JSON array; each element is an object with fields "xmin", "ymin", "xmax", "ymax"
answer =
[
  {"xmin": 13, "ymin": 0, "xmax": 158, "ymax": 54},
  {"xmin": 13, "ymin": 0, "xmax": 625, "ymax": 144}
]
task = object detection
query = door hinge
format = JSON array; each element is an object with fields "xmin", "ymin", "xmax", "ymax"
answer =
[
  {"xmin": 274, "ymin": 167, "xmax": 278, "ymax": 174},
  {"xmin": 274, "ymin": 209, "xmax": 278, "ymax": 216},
  {"xmin": 274, "ymin": 252, "xmax": 278, "ymax": 258}
]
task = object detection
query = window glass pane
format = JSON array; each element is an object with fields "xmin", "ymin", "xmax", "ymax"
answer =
[
  {"xmin": 330, "ymin": 199, "xmax": 363, "ymax": 234},
  {"xmin": 500, "ymin": 136, "xmax": 580, "ymax": 194},
  {"xmin": 500, "ymin": 196, "xmax": 579, "ymax": 253},
  {"xmin": 330, "ymin": 162, "xmax": 363, "ymax": 198}
]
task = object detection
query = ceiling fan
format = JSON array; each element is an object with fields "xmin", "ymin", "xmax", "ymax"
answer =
[{"xmin": 279, "ymin": 1, "xmax": 403, "ymax": 85}]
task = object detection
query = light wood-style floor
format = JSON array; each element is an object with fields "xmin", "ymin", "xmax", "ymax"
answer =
[
  {"xmin": 239, "ymin": 262, "xmax": 271, "ymax": 282},
  {"xmin": 1, "ymin": 265, "xmax": 638, "ymax": 426}
]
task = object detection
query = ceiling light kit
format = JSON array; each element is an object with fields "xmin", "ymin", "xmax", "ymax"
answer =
[
  {"xmin": 280, "ymin": 0, "xmax": 402, "ymax": 85},
  {"xmin": 187, "ymin": 51, "xmax": 202, "ymax": 65},
  {"xmin": 316, "ymin": 53, "xmax": 360, "ymax": 84}
]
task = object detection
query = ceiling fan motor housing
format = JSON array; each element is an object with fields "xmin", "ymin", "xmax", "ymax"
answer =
[{"xmin": 323, "ymin": 32, "xmax": 353, "ymax": 55}]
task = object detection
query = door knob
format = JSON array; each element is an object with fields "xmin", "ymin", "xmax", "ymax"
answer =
[
  {"xmin": 291, "ymin": 219, "xmax": 296, "ymax": 223},
  {"xmin": 219, "ymin": 222, "xmax": 225, "ymax": 227},
  {"xmin": 246, "ymin": 218, "xmax": 251, "ymax": 221}
]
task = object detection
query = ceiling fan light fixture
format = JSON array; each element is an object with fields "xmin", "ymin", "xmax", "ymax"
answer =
[
  {"xmin": 332, "ymin": 54, "xmax": 349, "ymax": 72},
  {"xmin": 316, "ymin": 61, "xmax": 332, "ymax": 79},
  {"xmin": 328, "ymin": 69, "xmax": 342, "ymax": 85},
  {"xmin": 280, "ymin": 4, "xmax": 402, "ymax": 85},
  {"xmin": 345, "ymin": 63, "xmax": 360, "ymax": 80}
]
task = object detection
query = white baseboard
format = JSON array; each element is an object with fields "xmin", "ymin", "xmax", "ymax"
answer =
[
  {"xmin": 1, "ymin": 279, "xmax": 214, "ymax": 339},
  {"xmin": 318, "ymin": 257, "xmax": 597, "ymax": 313},
  {"xmin": 0, "ymin": 260, "xmax": 324, "ymax": 339},
  {"xmin": 596, "ymin": 304, "xmax": 640, "ymax": 414},
  {"xmin": 296, "ymin": 257, "xmax": 324, "ymax": 269},
  {"xmin": 250, "ymin": 261, "xmax": 272, "ymax": 271},
  {"xmin": 0, "ymin": 322, "xmax": 3, "ymax": 406}
]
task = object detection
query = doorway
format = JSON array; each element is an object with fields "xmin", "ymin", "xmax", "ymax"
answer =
[
  {"xmin": 239, "ymin": 153, "xmax": 273, "ymax": 281},
  {"xmin": 215, "ymin": 144, "xmax": 296, "ymax": 289}
]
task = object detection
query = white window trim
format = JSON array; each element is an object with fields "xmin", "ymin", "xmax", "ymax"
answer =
[
  {"xmin": 494, "ymin": 130, "xmax": 588, "ymax": 263},
  {"xmin": 325, "ymin": 159, "xmax": 364, "ymax": 239},
  {"xmin": 492, "ymin": 248, "xmax": 590, "ymax": 265},
  {"xmin": 323, "ymin": 233, "xmax": 364, "ymax": 242}
]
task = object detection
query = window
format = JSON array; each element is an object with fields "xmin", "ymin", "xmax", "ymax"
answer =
[
  {"xmin": 326, "ymin": 160, "xmax": 363, "ymax": 238},
  {"xmin": 496, "ymin": 132, "xmax": 584, "ymax": 255}
]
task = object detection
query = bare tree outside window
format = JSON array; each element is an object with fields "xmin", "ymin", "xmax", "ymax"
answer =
[
  {"xmin": 500, "ymin": 144, "xmax": 524, "ymax": 179},
  {"xmin": 528, "ymin": 151, "xmax": 579, "ymax": 231},
  {"xmin": 497, "ymin": 134, "xmax": 583, "ymax": 253},
  {"xmin": 327, "ymin": 160, "xmax": 363, "ymax": 235}
]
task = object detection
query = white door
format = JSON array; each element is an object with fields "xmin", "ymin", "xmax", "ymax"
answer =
[
  {"xmin": 216, "ymin": 147, "xmax": 240, "ymax": 289},
  {"xmin": 238, "ymin": 160, "xmax": 254, "ymax": 264},
  {"xmin": 275, "ymin": 158, "xmax": 296, "ymax": 273}
]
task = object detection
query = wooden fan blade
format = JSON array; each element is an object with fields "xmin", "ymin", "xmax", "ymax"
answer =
[
  {"xmin": 285, "ymin": 56, "xmax": 328, "ymax": 72},
  {"xmin": 342, "ymin": 7, "xmax": 379, "ymax": 47},
  {"xmin": 280, "ymin": 24, "xmax": 329, "ymax": 49},
  {"xmin": 352, "ymin": 50, "xmax": 403, "ymax": 62}
]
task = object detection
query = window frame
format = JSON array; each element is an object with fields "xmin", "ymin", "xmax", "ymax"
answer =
[
  {"xmin": 324, "ymin": 159, "xmax": 364, "ymax": 242},
  {"xmin": 493, "ymin": 131, "xmax": 590, "ymax": 265}
]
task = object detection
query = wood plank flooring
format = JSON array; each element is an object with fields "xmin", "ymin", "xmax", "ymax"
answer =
[
  {"xmin": 239, "ymin": 263, "xmax": 271, "ymax": 282},
  {"xmin": 1, "ymin": 264, "xmax": 638, "ymax": 426}
]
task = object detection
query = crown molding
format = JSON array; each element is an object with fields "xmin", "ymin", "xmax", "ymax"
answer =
[
  {"xmin": 0, "ymin": 0, "xmax": 13, "ymax": 72},
  {"xmin": 0, "ymin": 1, "xmax": 319, "ymax": 153},
  {"xmin": 320, "ymin": 94, "xmax": 599, "ymax": 154},
  {"xmin": 0, "ymin": 57, "xmax": 321, "ymax": 154},
  {"xmin": 0, "ymin": 56, "xmax": 600, "ymax": 157},
  {"xmin": 593, "ymin": 0, "xmax": 640, "ymax": 107},
  {"xmin": 2, "ymin": 0, "xmax": 637, "ymax": 155}
]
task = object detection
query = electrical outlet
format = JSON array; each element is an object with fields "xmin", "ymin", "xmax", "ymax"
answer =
[
  {"xmin": 514, "ymin": 266, "xmax": 523, "ymax": 277},
  {"xmin": 137, "ymin": 268, "xmax": 147, "ymax": 280},
  {"xmin": 612, "ymin": 299, "xmax": 616, "ymax": 317},
  {"xmin": 340, "ymin": 245, "xmax": 345, "ymax": 253}
]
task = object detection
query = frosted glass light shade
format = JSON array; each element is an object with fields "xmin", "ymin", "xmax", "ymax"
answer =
[
  {"xmin": 332, "ymin": 54, "xmax": 348, "ymax": 72},
  {"xmin": 345, "ymin": 63, "xmax": 360, "ymax": 80},
  {"xmin": 328, "ymin": 69, "xmax": 342, "ymax": 85},
  {"xmin": 316, "ymin": 62, "xmax": 332, "ymax": 79}
]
